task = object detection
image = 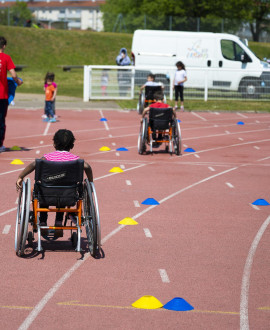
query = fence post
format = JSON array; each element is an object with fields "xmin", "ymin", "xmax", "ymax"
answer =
[
  {"xmin": 170, "ymin": 71, "xmax": 174, "ymax": 101},
  {"xmin": 83, "ymin": 66, "xmax": 90, "ymax": 102},
  {"xmin": 131, "ymin": 67, "xmax": 135, "ymax": 99},
  {"xmin": 204, "ymin": 70, "xmax": 208, "ymax": 102}
]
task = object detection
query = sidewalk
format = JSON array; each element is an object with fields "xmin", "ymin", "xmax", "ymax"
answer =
[{"xmin": 12, "ymin": 93, "xmax": 122, "ymax": 111}]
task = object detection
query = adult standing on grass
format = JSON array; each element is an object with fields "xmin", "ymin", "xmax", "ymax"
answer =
[{"xmin": 0, "ymin": 36, "xmax": 23, "ymax": 153}]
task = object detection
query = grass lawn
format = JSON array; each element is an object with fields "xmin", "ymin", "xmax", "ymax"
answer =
[{"xmin": 1, "ymin": 25, "xmax": 270, "ymax": 111}]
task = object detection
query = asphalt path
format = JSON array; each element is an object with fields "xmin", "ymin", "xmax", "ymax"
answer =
[{"xmin": 0, "ymin": 106, "xmax": 269, "ymax": 329}]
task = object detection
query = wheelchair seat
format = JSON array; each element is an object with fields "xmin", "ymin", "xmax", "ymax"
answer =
[
  {"xmin": 149, "ymin": 107, "xmax": 173, "ymax": 131},
  {"xmin": 34, "ymin": 159, "xmax": 84, "ymax": 208}
]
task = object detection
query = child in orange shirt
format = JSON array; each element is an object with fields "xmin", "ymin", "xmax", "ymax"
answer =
[{"xmin": 44, "ymin": 78, "xmax": 56, "ymax": 123}]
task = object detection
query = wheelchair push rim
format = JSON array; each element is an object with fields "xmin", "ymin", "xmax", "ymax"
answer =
[
  {"xmin": 15, "ymin": 178, "xmax": 31, "ymax": 256},
  {"xmin": 83, "ymin": 179, "xmax": 100, "ymax": 257},
  {"xmin": 138, "ymin": 118, "xmax": 147, "ymax": 154},
  {"xmin": 173, "ymin": 119, "xmax": 182, "ymax": 156}
]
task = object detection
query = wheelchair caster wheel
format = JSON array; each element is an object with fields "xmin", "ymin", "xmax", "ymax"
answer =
[{"xmin": 71, "ymin": 232, "xmax": 78, "ymax": 248}]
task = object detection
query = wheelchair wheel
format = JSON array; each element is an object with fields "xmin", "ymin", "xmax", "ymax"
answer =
[
  {"xmin": 83, "ymin": 179, "xmax": 101, "ymax": 257},
  {"xmin": 173, "ymin": 119, "xmax": 182, "ymax": 156},
  {"xmin": 137, "ymin": 92, "xmax": 145, "ymax": 115},
  {"xmin": 71, "ymin": 232, "xmax": 78, "ymax": 249},
  {"xmin": 138, "ymin": 118, "xmax": 147, "ymax": 154},
  {"xmin": 15, "ymin": 178, "xmax": 31, "ymax": 257}
]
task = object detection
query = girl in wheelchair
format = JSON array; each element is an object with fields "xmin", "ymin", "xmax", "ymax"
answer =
[{"xmin": 16, "ymin": 129, "xmax": 93, "ymax": 236}]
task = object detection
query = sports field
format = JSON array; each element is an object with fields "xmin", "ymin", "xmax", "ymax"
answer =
[{"xmin": 0, "ymin": 105, "xmax": 269, "ymax": 329}]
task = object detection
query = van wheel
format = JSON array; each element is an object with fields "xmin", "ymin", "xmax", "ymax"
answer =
[{"xmin": 239, "ymin": 80, "xmax": 261, "ymax": 99}]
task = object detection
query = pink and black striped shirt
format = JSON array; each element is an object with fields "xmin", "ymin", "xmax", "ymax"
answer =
[{"xmin": 43, "ymin": 151, "xmax": 79, "ymax": 162}]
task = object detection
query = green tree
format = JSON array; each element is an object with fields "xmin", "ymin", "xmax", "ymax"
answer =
[{"xmin": 4, "ymin": 1, "xmax": 33, "ymax": 27}]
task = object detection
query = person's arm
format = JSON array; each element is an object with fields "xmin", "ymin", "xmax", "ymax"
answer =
[
  {"xmin": 140, "ymin": 84, "xmax": 146, "ymax": 93},
  {"xmin": 84, "ymin": 162, "xmax": 93, "ymax": 182},
  {"xmin": 51, "ymin": 87, "xmax": 56, "ymax": 101},
  {"xmin": 9, "ymin": 68, "xmax": 23, "ymax": 86},
  {"xmin": 16, "ymin": 161, "xmax": 36, "ymax": 191},
  {"xmin": 179, "ymin": 76, "xmax": 187, "ymax": 84},
  {"xmin": 53, "ymin": 84, "xmax": 57, "ymax": 100},
  {"xmin": 141, "ymin": 106, "xmax": 150, "ymax": 122}
]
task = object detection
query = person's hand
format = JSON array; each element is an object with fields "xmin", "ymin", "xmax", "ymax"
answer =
[
  {"xmin": 17, "ymin": 78, "xmax": 23, "ymax": 86},
  {"xmin": 16, "ymin": 178, "xmax": 23, "ymax": 191}
]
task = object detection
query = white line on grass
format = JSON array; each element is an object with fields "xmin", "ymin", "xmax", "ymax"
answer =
[
  {"xmin": 240, "ymin": 215, "xmax": 270, "ymax": 330},
  {"xmin": 159, "ymin": 269, "xmax": 170, "ymax": 283}
]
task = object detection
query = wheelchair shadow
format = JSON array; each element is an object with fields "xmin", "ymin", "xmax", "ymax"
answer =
[
  {"xmin": 5, "ymin": 147, "xmax": 32, "ymax": 152},
  {"xmin": 22, "ymin": 238, "xmax": 105, "ymax": 261}
]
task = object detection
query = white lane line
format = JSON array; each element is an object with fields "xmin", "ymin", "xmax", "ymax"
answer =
[
  {"xmin": 36, "ymin": 150, "xmax": 40, "ymax": 154},
  {"xmin": 109, "ymin": 134, "xmax": 112, "ymax": 138},
  {"xmin": 208, "ymin": 166, "xmax": 215, "ymax": 172},
  {"xmin": 19, "ymin": 166, "xmax": 239, "ymax": 330},
  {"xmin": 237, "ymin": 112, "xmax": 248, "ymax": 118},
  {"xmin": 115, "ymin": 152, "xmax": 120, "ymax": 157},
  {"xmin": 254, "ymin": 146, "xmax": 260, "ymax": 150},
  {"xmin": 0, "ymin": 207, "xmax": 17, "ymax": 217},
  {"xmin": 225, "ymin": 130, "xmax": 230, "ymax": 134},
  {"xmin": 183, "ymin": 144, "xmax": 188, "ymax": 148},
  {"xmin": 133, "ymin": 200, "xmax": 140, "ymax": 208},
  {"xmin": 240, "ymin": 215, "xmax": 270, "ymax": 330},
  {"xmin": 112, "ymin": 142, "xmax": 116, "ymax": 146},
  {"xmin": 120, "ymin": 165, "xmax": 125, "ymax": 169},
  {"xmin": 159, "ymin": 269, "xmax": 170, "ymax": 283},
  {"xmin": 255, "ymin": 120, "xmax": 260, "ymax": 124},
  {"xmin": 15, "ymin": 197, "xmax": 18, "ymax": 204},
  {"xmin": 126, "ymin": 180, "xmax": 132, "ymax": 186},
  {"xmin": 214, "ymin": 124, "xmax": 219, "ymax": 127},
  {"xmin": 194, "ymin": 154, "xmax": 200, "ymax": 158},
  {"xmin": 257, "ymin": 155, "xmax": 270, "ymax": 162},
  {"xmin": 0, "ymin": 168, "xmax": 24, "ymax": 177},
  {"xmin": 2, "ymin": 225, "xmax": 11, "ymax": 234},
  {"xmin": 43, "ymin": 123, "xmax": 50, "ymax": 136},
  {"xmin": 250, "ymin": 204, "xmax": 260, "ymax": 211},
  {"xmin": 40, "ymin": 141, "xmax": 44, "ymax": 144},
  {"xmin": 226, "ymin": 182, "xmax": 234, "ymax": 188},
  {"xmin": 99, "ymin": 110, "xmax": 109, "ymax": 131},
  {"xmin": 143, "ymin": 228, "xmax": 152, "ymax": 238},
  {"xmin": 239, "ymin": 138, "xmax": 244, "ymax": 141},
  {"xmin": 191, "ymin": 112, "xmax": 207, "ymax": 121},
  {"xmin": 214, "ymin": 112, "xmax": 220, "ymax": 115}
]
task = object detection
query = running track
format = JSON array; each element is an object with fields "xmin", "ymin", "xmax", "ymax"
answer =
[{"xmin": 0, "ymin": 107, "xmax": 269, "ymax": 329}]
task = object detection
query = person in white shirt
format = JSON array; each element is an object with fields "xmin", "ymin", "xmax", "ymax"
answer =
[
  {"xmin": 139, "ymin": 74, "xmax": 162, "ymax": 93},
  {"xmin": 173, "ymin": 61, "xmax": 187, "ymax": 111}
]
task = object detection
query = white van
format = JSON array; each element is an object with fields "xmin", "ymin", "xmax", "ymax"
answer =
[{"xmin": 131, "ymin": 30, "xmax": 270, "ymax": 97}]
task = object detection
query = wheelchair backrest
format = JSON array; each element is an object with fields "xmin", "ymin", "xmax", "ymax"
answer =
[
  {"xmin": 145, "ymin": 85, "xmax": 162, "ymax": 101},
  {"xmin": 149, "ymin": 107, "xmax": 173, "ymax": 130},
  {"xmin": 34, "ymin": 159, "xmax": 84, "ymax": 208}
]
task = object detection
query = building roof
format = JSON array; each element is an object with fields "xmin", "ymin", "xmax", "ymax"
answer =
[{"xmin": 0, "ymin": 1, "xmax": 105, "ymax": 9}]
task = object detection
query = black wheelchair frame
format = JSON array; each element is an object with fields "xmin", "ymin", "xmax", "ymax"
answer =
[{"xmin": 137, "ymin": 85, "xmax": 166, "ymax": 114}]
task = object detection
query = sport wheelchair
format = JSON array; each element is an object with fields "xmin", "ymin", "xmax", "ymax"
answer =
[
  {"xmin": 138, "ymin": 107, "xmax": 182, "ymax": 155},
  {"xmin": 137, "ymin": 85, "xmax": 166, "ymax": 114},
  {"xmin": 15, "ymin": 159, "xmax": 101, "ymax": 257}
]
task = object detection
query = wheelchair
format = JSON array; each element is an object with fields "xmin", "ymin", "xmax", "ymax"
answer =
[
  {"xmin": 138, "ymin": 107, "xmax": 182, "ymax": 155},
  {"xmin": 137, "ymin": 85, "xmax": 166, "ymax": 114},
  {"xmin": 15, "ymin": 159, "xmax": 101, "ymax": 258}
]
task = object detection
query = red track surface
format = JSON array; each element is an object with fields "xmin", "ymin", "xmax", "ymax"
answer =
[{"xmin": 0, "ymin": 107, "xmax": 269, "ymax": 329}]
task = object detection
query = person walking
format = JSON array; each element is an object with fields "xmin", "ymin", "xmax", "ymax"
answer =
[
  {"xmin": 0, "ymin": 36, "xmax": 23, "ymax": 153},
  {"xmin": 173, "ymin": 61, "xmax": 187, "ymax": 111}
]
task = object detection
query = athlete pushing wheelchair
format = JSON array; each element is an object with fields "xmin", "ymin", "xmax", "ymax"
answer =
[
  {"xmin": 15, "ymin": 129, "xmax": 101, "ymax": 257},
  {"xmin": 138, "ymin": 90, "xmax": 182, "ymax": 155}
]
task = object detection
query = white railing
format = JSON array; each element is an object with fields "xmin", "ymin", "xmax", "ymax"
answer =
[{"xmin": 83, "ymin": 65, "xmax": 270, "ymax": 102}]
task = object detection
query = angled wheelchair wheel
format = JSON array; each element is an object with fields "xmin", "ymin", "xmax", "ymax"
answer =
[
  {"xmin": 173, "ymin": 119, "xmax": 182, "ymax": 156},
  {"xmin": 15, "ymin": 178, "xmax": 31, "ymax": 257},
  {"xmin": 137, "ymin": 92, "xmax": 145, "ymax": 115},
  {"xmin": 83, "ymin": 179, "xmax": 101, "ymax": 257},
  {"xmin": 138, "ymin": 118, "xmax": 147, "ymax": 154}
]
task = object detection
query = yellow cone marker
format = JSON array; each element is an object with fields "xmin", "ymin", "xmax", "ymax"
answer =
[
  {"xmin": 10, "ymin": 146, "xmax": 21, "ymax": 151},
  {"xmin": 10, "ymin": 159, "xmax": 24, "ymax": 165},
  {"xmin": 109, "ymin": 167, "xmax": 123, "ymax": 173},
  {"xmin": 99, "ymin": 146, "xmax": 111, "ymax": 151},
  {"xmin": 118, "ymin": 217, "xmax": 138, "ymax": 225},
  {"xmin": 132, "ymin": 295, "xmax": 163, "ymax": 309}
]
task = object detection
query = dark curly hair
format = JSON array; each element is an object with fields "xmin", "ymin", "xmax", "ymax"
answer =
[{"xmin": 53, "ymin": 129, "xmax": 75, "ymax": 151}]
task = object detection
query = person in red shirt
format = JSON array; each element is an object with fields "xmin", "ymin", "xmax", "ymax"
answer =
[{"xmin": 0, "ymin": 36, "xmax": 23, "ymax": 152}]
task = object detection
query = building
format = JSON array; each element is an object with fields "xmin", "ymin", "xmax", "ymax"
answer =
[{"xmin": 0, "ymin": 0, "xmax": 105, "ymax": 31}]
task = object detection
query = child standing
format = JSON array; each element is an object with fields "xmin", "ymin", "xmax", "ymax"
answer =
[
  {"xmin": 43, "ymin": 72, "xmax": 57, "ymax": 120},
  {"xmin": 44, "ymin": 78, "xmax": 56, "ymax": 123},
  {"xmin": 101, "ymin": 70, "xmax": 109, "ymax": 96},
  {"xmin": 173, "ymin": 61, "xmax": 187, "ymax": 111},
  {"xmin": 16, "ymin": 129, "xmax": 93, "ymax": 236}
]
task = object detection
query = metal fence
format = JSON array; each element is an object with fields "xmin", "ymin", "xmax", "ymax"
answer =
[{"xmin": 83, "ymin": 65, "xmax": 270, "ymax": 102}]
